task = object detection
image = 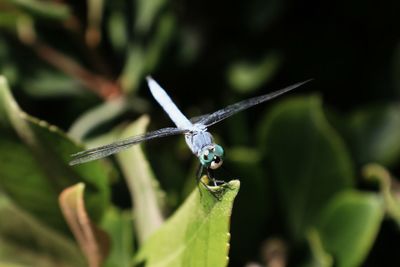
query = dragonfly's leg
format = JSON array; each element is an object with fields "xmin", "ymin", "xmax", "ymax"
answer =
[
  {"xmin": 206, "ymin": 168, "xmax": 226, "ymax": 186},
  {"xmin": 195, "ymin": 166, "xmax": 225, "ymax": 200},
  {"xmin": 193, "ymin": 166, "xmax": 221, "ymax": 200},
  {"xmin": 195, "ymin": 164, "xmax": 204, "ymax": 198},
  {"xmin": 199, "ymin": 181, "xmax": 220, "ymax": 200},
  {"xmin": 206, "ymin": 168, "xmax": 217, "ymax": 186},
  {"xmin": 196, "ymin": 164, "xmax": 204, "ymax": 182}
]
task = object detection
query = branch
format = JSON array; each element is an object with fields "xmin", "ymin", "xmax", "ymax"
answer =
[{"xmin": 33, "ymin": 41, "xmax": 122, "ymax": 100}]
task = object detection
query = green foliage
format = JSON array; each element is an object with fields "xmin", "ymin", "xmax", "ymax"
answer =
[
  {"xmin": 259, "ymin": 96, "xmax": 354, "ymax": 241},
  {"xmin": 101, "ymin": 208, "xmax": 134, "ymax": 267},
  {"xmin": 134, "ymin": 181, "xmax": 240, "ymax": 267},
  {"xmin": 315, "ymin": 191, "xmax": 383, "ymax": 267},
  {"xmin": 0, "ymin": 77, "xmax": 110, "ymax": 232},
  {"xmin": 363, "ymin": 163, "xmax": 400, "ymax": 226},
  {"xmin": 116, "ymin": 116, "xmax": 166, "ymax": 244},
  {"xmin": 227, "ymin": 52, "xmax": 281, "ymax": 93},
  {"xmin": 0, "ymin": 76, "xmax": 241, "ymax": 266},
  {"xmin": 0, "ymin": 194, "xmax": 85, "ymax": 267},
  {"xmin": 1, "ymin": 0, "xmax": 400, "ymax": 266},
  {"xmin": 4, "ymin": 0, "xmax": 70, "ymax": 20},
  {"xmin": 338, "ymin": 104, "xmax": 400, "ymax": 166}
]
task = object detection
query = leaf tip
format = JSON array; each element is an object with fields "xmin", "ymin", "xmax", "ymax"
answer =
[
  {"xmin": 59, "ymin": 182, "xmax": 86, "ymax": 203},
  {"xmin": 227, "ymin": 179, "xmax": 240, "ymax": 188}
]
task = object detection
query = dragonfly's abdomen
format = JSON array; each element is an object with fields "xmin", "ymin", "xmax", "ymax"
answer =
[{"xmin": 185, "ymin": 131, "xmax": 214, "ymax": 156}]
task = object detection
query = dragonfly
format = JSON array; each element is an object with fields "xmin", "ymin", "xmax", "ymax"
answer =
[{"xmin": 70, "ymin": 77, "xmax": 310, "ymax": 194}]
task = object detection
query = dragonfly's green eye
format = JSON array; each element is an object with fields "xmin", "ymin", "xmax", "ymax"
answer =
[
  {"xmin": 199, "ymin": 145, "xmax": 224, "ymax": 167},
  {"xmin": 213, "ymin": 144, "xmax": 224, "ymax": 157},
  {"xmin": 199, "ymin": 149, "xmax": 214, "ymax": 166}
]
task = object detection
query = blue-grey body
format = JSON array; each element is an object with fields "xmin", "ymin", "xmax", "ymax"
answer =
[{"xmin": 184, "ymin": 128, "xmax": 214, "ymax": 156}]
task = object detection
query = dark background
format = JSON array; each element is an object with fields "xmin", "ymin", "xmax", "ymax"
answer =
[{"xmin": 1, "ymin": 0, "xmax": 400, "ymax": 266}]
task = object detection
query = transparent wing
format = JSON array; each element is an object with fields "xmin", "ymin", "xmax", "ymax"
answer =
[
  {"xmin": 196, "ymin": 79, "xmax": 312, "ymax": 127},
  {"xmin": 69, "ymin": 127, "xmax": 188, "ymax": 165},
  {"xmin": 189, "ymin": 113, "xmax": 210, "ymax": 124},
  {"xmin": 147, "ymin": 76, "xmax": 193, "ymax": 130}
]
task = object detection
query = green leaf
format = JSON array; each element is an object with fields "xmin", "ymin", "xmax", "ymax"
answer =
[
  {"xmin": 134, "ymin": 180, "xmax": 240, "ymax": 267},
  {"xmin": 119, "ymin": 44, "xmax": 145, "ymax": 93},
  {"xmin": 101, "ymin": 207, "xmax": 134, "ymax": 267},
  {"xmin": 22, "ymin": 71, "xmax": 83, "ymax": 98},
  {"xmin": 134, "ymin": 0, "xmax": 167, "ymax": 35},
  {"xmin": 68, "ymin": 97, "xmax": 130, "ymax": 140},
  {"xmin": 227, "ymin": 52, "xmax": 281, "ymax": 93},
  {"xmin": 362, "ymin": 163, "xmax": 400, "ymax": 226},
  {"xmin": 259, "ymin": 96, "xmax": 354, "ymax": 241},
  {"xmin": 0, "ymin": 193, "xmax": 85, "ymax": 267},
  {"xmin": 0, "ymin": 12, "xmax": 19, "ymax": 32},
  {"xmin": 107, "ymin": 10, "xmax": 128, "ymax": 53},
  {"xmin": 340, "ymin": 104, "xmax": 400, "ymax": 167},
  {"xmin": 316, "ymin": 191, "xmax": 384, "ymax": 267},
  {"xmin": 5, "ymin": 0, "xmax": 70, "ymax": 20},
  {"xmin": 119, "ymin": 10, "xmax": 175, "ymax": 93},
  {"xmin": 305, "ymin": 228, "xmax": 333, "ymax": 267},
  {"xmin": 0, "ymin": 76, "xmax": 110, "ymax": 233},
  {"xmin": 116, "ymin": 115, "xmax": 166, "ymax": 244}
]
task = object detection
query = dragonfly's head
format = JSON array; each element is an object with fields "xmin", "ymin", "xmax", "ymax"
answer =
[{"xmin": 199, "ymin": 144, "xmax": 224, "ymax": 170}]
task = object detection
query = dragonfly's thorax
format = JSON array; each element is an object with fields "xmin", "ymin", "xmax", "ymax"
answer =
[
  {"xmin": 198, "ymin": 144, "xmax": 224, "ymax": 169},
  {"xmin": 185, "ymin": 128, "xmax": 213, "ymax": 155}
]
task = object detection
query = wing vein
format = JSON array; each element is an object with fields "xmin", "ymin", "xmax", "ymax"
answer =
[
  {"xmin": 197, "ymin": 79, "xmax": 312, "ymax": 127},
  {"xmin": 69, "ymin": 127, "xmax": 187, "ymax": 165}
]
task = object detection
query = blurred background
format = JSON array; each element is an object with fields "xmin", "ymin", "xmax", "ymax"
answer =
[{"xmin": 0, "ymin": 0, "xmax": 400, "ymax": 266}]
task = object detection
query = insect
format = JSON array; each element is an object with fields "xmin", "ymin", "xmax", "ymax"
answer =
[{"xmin": 70, "ymin": 77, "xmax": 310, "ymax": 195}]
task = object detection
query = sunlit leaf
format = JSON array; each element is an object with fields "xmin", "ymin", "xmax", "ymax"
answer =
[
  {"xmin": 116, "ymin": 115, "xmax": 166, "ymax": 244},
  {"xmin": 134, "ymin": 180, "xmax": 240, "ymax": 267}
]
